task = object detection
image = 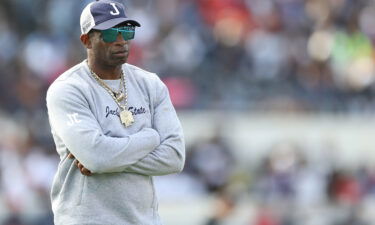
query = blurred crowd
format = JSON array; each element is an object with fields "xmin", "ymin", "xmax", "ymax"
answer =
[
  {"xmin": 2, "ymin": 124, "xmax": 375, "ymax": 225},
  {"xmin": 2, "ymin": 0, "xmax": 375, "ymax": 113},
  {"xmin": 1, "ymin": 0, "xmax": 375, "ymax": 224},
  {"xmin": 184, "ymin": 136, "xmax": 375, "ymax": 225}
]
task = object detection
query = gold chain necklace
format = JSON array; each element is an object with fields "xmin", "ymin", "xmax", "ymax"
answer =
[{"xmin": 87, "ymin": 62, "xmax": 134, "ymax": 127}]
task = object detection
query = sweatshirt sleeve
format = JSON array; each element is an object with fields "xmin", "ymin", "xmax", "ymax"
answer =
[
  {"xmin": 123, "ymin": 77, "xmax": 185, "ymax": 176},
  {"xmin": 46, "ymin": 81, "xmax": 160, "ymax": 174}
]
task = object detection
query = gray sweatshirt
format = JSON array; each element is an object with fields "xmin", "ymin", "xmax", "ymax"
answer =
[{"xmin": 46, "ymin": 60, "xmax": 185, "ymax": 225}]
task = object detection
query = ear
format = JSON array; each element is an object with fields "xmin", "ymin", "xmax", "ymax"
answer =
[{"xmin": 80, "ymin": 34, "xmax": 92, "ymax": 49}]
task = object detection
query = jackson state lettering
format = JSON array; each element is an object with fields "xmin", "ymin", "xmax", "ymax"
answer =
[{"xmin": 105, "ymin": 106, "xmax": 146, "ymax": 118}]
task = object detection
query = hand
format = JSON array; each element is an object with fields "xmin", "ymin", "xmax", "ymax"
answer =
[{"xmin": 68, "ymin": 153, "xmax": 92, "ymax": 176}]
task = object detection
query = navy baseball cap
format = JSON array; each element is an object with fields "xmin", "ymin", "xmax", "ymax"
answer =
[{"xmin": 80, "ymin": 0, "xmax": 141, "ymax": 34}]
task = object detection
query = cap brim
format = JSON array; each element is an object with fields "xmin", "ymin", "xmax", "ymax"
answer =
[{"xmin": 93, "ymin": 18, "xmax": 141, "ymax": 30}]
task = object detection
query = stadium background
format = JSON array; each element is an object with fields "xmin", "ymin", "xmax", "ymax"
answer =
[{"xmin": 1, "ymin": 0, "xmax": 375, "ymax": 224}]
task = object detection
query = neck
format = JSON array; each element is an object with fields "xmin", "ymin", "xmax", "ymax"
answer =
[{"xmin": 87, "ymin": 57, "xmax": 122, "ymax": 80}]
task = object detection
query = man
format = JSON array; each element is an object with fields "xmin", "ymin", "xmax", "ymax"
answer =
[{"xmin": 46, "ymin": 0, "xmax": 185, "ymax": 224}]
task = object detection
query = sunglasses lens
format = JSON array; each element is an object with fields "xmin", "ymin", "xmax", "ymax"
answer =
[
  {"xmin": 121, "ymin": 30, "xmax": 135, "ymax": 41},
  {"xmin": 101, "ymin": 29, "xmax": 118, "ymax": 43},
  {"xmin": 101, "ymin": 27, "xmax": 135, "ymax": 43},
  {"xmin": 118, "ymin": 27, "xmax": 135, "ymax": 41}
]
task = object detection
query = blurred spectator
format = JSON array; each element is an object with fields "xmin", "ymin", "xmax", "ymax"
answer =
[
  {"xmin": 204, "ymin": 191, "xmax": 236, "ymax": 225},
  {"xmin": 327, "ymin": 169, "xmax": 362, "ymax": 205},
  {"xmin": 253, "ymin": 204, "xmax": 279, "ymax": 225},
  {"xmin": 0, "ymin": 117, "xmax": 57, "ymax": 225},
  {"xmin": 2, "ymin": 216, "xmax": 26, "ymax": 225},
  {"xmin": 186, "ymin": 134, "xmax": 235, "ymax": 193}
]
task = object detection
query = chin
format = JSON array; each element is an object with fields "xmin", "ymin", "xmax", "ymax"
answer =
[{"xmin": 118, "ymin": 58, "xmax": 128, "ymax": 64}]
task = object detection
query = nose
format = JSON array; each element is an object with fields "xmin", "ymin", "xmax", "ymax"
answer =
[{"xmin": 115, "ymin": 33, "xmax": 128, "ymax": 45}]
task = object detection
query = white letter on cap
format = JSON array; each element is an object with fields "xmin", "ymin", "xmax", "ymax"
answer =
[{"xmin": 109, "ymin": 3, "xmax": 120, "ymax": 15}]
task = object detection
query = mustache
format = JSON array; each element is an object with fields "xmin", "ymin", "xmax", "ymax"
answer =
[{"xmin": 112, "ymin": 43, "xmax": 129, "ymax": 53}]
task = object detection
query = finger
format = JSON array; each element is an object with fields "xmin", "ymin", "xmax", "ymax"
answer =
[
  {"xmin": 68, "ymin": 153, "xmax": 75, "ymax": 159},
  {"xmin": 77, "ymin": 162, "xmax": 84, "ymax": 170},
  {"xmin": 75, "ymin": 160, "xmax": 79, "ymax": 167},
  {"xmin": 81, "ymin": 168, "xmax": 92, "ymax": 176}
]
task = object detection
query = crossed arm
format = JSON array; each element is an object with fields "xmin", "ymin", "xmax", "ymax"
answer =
[{"xmin": 47, "ymin": 78, "xmax": 185, "ymax": 176}]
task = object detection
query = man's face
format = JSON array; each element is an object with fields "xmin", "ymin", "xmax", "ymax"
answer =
[{"xmin": 89, "ymin": 29, "xmax": 130, "ymax": 66}]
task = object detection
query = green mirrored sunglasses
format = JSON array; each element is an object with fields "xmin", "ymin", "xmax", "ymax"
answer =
[{"xmin": 100, "ymin": 26, "xmax": 135, "ymax": 43}]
